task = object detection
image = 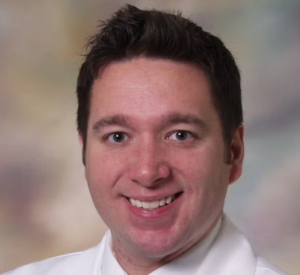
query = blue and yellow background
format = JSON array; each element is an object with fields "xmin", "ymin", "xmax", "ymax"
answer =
[{"xmin": 0, "ymin": 1, "xmax": 299, "ymax": 274}]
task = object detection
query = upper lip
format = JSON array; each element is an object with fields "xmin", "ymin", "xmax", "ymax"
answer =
[{"xmin": 123, "ymin": 191, "xmax": 182, "ymax": 202}]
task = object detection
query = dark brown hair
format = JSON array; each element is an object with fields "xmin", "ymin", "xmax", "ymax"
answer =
[{"xmin": 76, "ymin": 4, "xmax": 243, "ymax": 162}]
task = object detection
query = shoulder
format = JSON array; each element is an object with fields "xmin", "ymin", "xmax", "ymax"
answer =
[
  {"xmin": 2, "ymin": 235, "xmax": 107, "ymax": 275},
  {"xmin": 221, "ymin": 215, "xmax": 287, "ymax": 275},
  {"xmin": 255, "ymin": 257, "xmax": 288, "ymax": 275},
  {"xmin": 3, "ymin": 247, "xmax": 99, "ymax": 275}
]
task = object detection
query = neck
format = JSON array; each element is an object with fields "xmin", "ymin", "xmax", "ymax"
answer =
[{"xmin": 112, "ymin": 244, "xmax": 162, "ymax": 275}]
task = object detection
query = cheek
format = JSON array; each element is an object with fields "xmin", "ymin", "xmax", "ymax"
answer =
[
  {"xmin": 85, "ymin": 156, "xmax": 110, "ymax": 201},
  {"xmin": 175, "ymin": 146, "xmax": 224, "ymax": 180},
  {"xmin": 85, "ymin": 147, "xmax": 129, "ymax": 196},
  {"xmin": 174, "ymin": 146, "xmax": 230, "ymax": 202},
  {"xmin": 84, "ymin": 156, "xmax": 118, "ymax": 223}
]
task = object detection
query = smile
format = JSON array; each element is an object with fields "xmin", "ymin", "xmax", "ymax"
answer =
[{"xmin": 127, "ymin": 194, "xmax": 180, "ymax": 210}]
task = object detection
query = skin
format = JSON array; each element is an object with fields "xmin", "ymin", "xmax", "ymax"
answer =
[{"xmin": 82, "ymin": 57, "xmax": 244, "ymax": 275}]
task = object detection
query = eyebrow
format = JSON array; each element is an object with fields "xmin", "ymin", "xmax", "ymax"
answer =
[
  {"xmin": 164, "ymin": 112, "xmax": 209, "ymax": 131},
  {"xmin": 92, "ymin": 115, "xmax": 130, "ymax": 133},
  {"xmin": 92, "ymin": 112, "xmax": 209, "ymax": 133}
]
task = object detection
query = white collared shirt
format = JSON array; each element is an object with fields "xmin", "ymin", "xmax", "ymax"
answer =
[{"xmin": 3, "ymin": 214, "xmax": 287, "ymax": 275}]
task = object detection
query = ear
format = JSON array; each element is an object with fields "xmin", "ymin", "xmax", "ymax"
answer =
[
  {"xmin": 229, "ymin": 125, "xmax": 244, "ymax": 184},
  {"xmin": 78, "ymin": 133, "xmax": 83, "ymax": 146},
  {"xmin": 78, "ymin": 133, "xmax": 86, "ymax": 166}
]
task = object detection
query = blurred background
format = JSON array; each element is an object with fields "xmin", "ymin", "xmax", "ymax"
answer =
[{"xmin": 0, "ymin": 0, "xmax": 299, "ymax": 274}]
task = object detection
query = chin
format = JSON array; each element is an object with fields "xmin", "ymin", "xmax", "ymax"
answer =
[{"xmin": 124, "ymin": 227, "xmax": 190, "ymax": 259}]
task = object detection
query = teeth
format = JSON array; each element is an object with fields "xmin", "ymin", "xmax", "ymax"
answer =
[
  {"xmin": 159, "ymin": 198, "xmax": 166, "ymax": 206},
  {"xmin": 166, "ymin": 196, "xmax": 172, "ymax": 204},
  {"xmin": 135, "ymin": 200, "xmax": 142, "ymax": 208},
  {"xmin": 129, "ymin": 198, "xmax": 136, "ymax": 206},
  {"xmin": 150, "ymin": 201, "xmax": 160, "ymax": 209},
  {"xmin": 128, "ymin": 195, "xmax": 175, "ymax": 210},
  {"xmin": 142, "ymin": 201, "xmax": 150, "ymax": 209}
]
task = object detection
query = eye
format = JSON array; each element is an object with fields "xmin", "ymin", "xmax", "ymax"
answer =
[
  {"xmin": 167, "ymin": 131, "xmax": 193, "ymax": 141},
  {"xmin": 107, "ymin": 132, "xmax": 129, "ymax": 143}
]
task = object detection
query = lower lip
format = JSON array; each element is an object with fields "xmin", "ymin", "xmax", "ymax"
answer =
[{"xmin": 123, "ymin": 194, "xmax": 183, "ymax": 220}]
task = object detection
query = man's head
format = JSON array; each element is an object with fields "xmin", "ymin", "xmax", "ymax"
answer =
[
  {"xmin": 76, "ymin": 4, "xmax": 243, "ymax": 163},
  {"xmin": 76, "ymin": 4, "xmax": 244, "ymax": 272}
]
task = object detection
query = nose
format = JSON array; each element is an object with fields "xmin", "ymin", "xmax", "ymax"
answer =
[{"xmin": 128, "ymin": 139, "xmax": 171, "ymax": 187}]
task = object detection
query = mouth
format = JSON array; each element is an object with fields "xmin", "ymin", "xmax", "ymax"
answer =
[{"xmin": 126, "ymin": 192, "xmax": 182, "ymax": 210}]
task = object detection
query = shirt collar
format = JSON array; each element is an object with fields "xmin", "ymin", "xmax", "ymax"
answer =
[{"xmin": 101, "ymin": 217, "xmax": 221, "ymax": 275}]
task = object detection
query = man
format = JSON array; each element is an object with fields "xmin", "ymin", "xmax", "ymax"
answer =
[{"xmin": 4, "ymin": 4, "xmax": 287, "ymax": 275}]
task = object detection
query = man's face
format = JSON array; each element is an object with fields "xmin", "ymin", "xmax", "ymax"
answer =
[{"xmin": 84, "ymin": 57, "xmax": 243, "ymax": 260}]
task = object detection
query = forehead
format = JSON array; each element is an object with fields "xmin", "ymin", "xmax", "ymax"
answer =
[
  {"xmin": 89, "ymin": 57, "xmax": 218, "ymax": 127},
  {"xmin": 96, "ymin": 58, "xmax": 210, "ymax": 91}
]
